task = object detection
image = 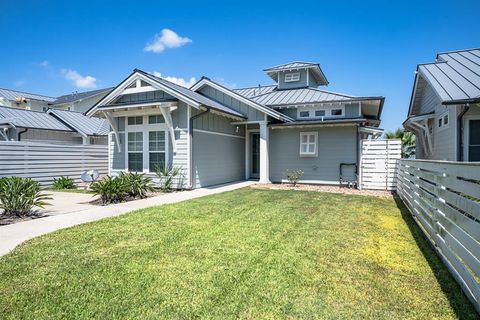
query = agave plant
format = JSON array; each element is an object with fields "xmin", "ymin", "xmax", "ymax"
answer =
[
  {"xmin": 0, "ymin": 177, "xmax": 51, "ymax": 216},
  {"xmin": 155, "ymin": 163, "xmax": 184, "ymax": 192},
  {"xmin": 91, "ymin": 176, "xmax": 128, "ymax": 205},
  {"xmin": 52, "ymin": 176, "xmax": 76, "ymax": 190},
  {"xmin": 118, "ymin": 172, "xmax": 154, "ymax": 199}
]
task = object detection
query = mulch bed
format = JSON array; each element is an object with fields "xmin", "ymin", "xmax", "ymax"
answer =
[
  {"xmin": 0, "ymin": 213, "xmax": 46, "ymax": 226},
  {"xmin": 252, "ymin": 183, "xmax": 395, "ymax": 198}
]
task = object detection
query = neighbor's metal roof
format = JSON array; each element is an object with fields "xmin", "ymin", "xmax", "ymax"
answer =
[
  {"xmin": 137, "ymin": 70, "xmax": 246, "ymax": 118},
  {"xmin": 47, "ymin": 109, "xmax": 110, "ymax": 136},
  {"xmin": 0, "ymin": 88, "xmax": 56, "ymax": 103},
  {"xmin": 263, "ymin": 61, "xmax": 329, "ymax": 85},
  {"xmin": 53, "ymin": 87, "xmax": 113, "ymax": 105},
  {"xmin": 417, "ymin": 48, "xmax": 480, "ymax": 104},
  {"xmin": 234, "ymin": 85, "xmax": 382, "ymax": 107},
  {"xmin": 0, "ymin": 106, "xmax": 72, "ymax": 131}
]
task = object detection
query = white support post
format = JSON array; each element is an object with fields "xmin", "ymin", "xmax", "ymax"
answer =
[
  {"xmin": 160, "ymin": 106, "xmax": 176, "ymax": 153},
  {"xmin": 103, "ymin": 111, "xmax": 121, "ymax": 152},
  {"xmin": 259, "ymin": 121, "xmax": 270, "ymax": 184}
]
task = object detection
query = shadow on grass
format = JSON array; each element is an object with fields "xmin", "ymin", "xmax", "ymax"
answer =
[{"xmin": 394, "ymin": 197, "xmax": 477, "ymax": 319}]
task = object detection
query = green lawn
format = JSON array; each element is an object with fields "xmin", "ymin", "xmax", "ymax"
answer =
[{"xmin": 0, "ymin": 188, "xmax": 475, "ymax": 319}]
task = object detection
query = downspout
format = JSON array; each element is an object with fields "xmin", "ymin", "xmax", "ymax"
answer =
[
  {"xmin": 189, "ymin": 109, "xmax": 210, "ymax": 188},
  {"xmin": 18, "ymin": 128, "xmax": 28, "ymax": 141},
  {"xmin": 457, "ymin": 104, "xmax": 470, "ymax": 161},
  {"xmin": 356, "ymin": 125, "xmax": 360, "ymax": 189}
]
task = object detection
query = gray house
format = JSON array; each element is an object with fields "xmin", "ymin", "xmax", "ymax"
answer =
[
  {"xmin": 87, "ymin": 62, "xmax": 384, "ymax": 188},
  {"xmin": 404, "ymin": 48, "xmax": 480, "ymax": 161}
]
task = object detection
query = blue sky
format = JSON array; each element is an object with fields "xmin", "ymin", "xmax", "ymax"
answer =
[{"xmin": 0, "ymin": 0, "xmax": 479, "ymax": 131}]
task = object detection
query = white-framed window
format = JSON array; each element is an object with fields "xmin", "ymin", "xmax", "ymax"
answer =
[
  {"xmin": 437, "ymin": 111, "xmax": 449, "ymax": 130},
  {"xmin": 315, "ymin": 110, "xmax": 326, "ymax": 117},
  {"xmin": 299, "ymin": 132, "xmax": 318, "ymax": 157},
  {"xmin": 331, "ymin": 108, "xmax": 343, "ymax": 116},
  {"xmin": 299, "ymin": 110, "xmax": 310, "ymax": 118},
  {"xmin": 148, "ymin": 131, "xmax": 166, "ymax": 172},
  {"xmin": 148, "ymin": 115, "xmax": 164, "ymax": 124},
  {"xmin": 127, "ymin": 132, "xmax": 143, "ymax": 172},
  {"xmin": 285, "ymin": 73, "xmax": 300, "ymax": 83},
  {"xmin": 128, "ymin": 116, "xmax": 143, "ymax": 125}
]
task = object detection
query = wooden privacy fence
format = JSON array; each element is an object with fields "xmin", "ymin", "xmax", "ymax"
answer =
[
  {"xmin": 397, "ymin": 159, "xmax": 480, "ymax": 312},
  {"xmin": 359, "ymin": 139, "xmax": 401, "ymax": 190},
  {"xmin": 0, "ymin": 141, "xmax": 108, "ymax": 186}
]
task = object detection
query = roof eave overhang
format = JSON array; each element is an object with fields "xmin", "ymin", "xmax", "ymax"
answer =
[
  {"xmin": 442, "ymin": 97, "xmax": 480, "ymax": 105},
  {"xmin": 270, "ymin": 118, "xmax": 367, "ymax": 129}
]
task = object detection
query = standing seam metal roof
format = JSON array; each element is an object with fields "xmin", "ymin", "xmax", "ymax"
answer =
[
  {"xmin": 417, "ymin": 48, "xmax": 480, "ymax": 103},
  {"xmin": 0, "ymin": 88, "xmax": 56, "ymax": 103},
  {"xmin": 53, "ymin": 87, "xmax": 114, "ymax": 105},
  {"xmin": 47, "ymin": 109, "xmax": 110, "ymax": 136},
  {"xmin": 0, "ymin": 106, "xmax": 72, "ymax": 131}
]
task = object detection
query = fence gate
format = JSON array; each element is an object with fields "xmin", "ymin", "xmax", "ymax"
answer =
[{"xmin": 359, "ymin": 139, "xmax": 401, "ymax": 190}]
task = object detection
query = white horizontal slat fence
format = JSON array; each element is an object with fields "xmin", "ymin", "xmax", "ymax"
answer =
[
  {"xmin": 359, "ymin": 139, "xmax": 401, "ymax": 190},
  {"xmin": 397, "ymin": 159, "xmax": 480, "ymax": 313},
  {"xmin": 0, "ymin": 141, "xmax": 108, "ymax": 186}
]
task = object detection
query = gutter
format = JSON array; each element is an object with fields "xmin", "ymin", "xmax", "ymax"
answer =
[
  {"xmin": 443, "ymin": 98, "xmax": 480, "ymax": 105},
  {"xmin": 189, "ymin": 109, "xmax": 210, "ymax": 188}
]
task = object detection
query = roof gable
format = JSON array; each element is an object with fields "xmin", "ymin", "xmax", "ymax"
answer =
[
  {"xmin": 263, "ymin": 61, "xmax": 328, "ymax": 86},
  {"xmin": 47, "ymin": 109, "xmax": 109, "ymax": 136}
]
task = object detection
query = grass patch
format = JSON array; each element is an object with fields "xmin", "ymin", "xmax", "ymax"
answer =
[
  {"xmin": 47, "ymin": 188, "xmax": 94, "ymax": 194},
  {"xmin": 0, "ymin": 188, "xmax": 475, "ymax": 319}
]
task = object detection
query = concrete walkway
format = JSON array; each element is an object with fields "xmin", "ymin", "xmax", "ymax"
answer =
[{"xmin": 0, "ymin": 181, "xmax": 255, "ymax": 257}]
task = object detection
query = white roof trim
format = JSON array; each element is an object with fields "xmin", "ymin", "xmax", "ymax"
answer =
[
  {"xmin": 87, "ymin": 72, "xmax": 201, "ymax": 116},
  {"xmin": 190, "ymin": 78, "xmax": 294, "ymax": 122}
]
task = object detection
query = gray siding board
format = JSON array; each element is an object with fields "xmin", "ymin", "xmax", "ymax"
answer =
[
  {"xmin": 346, "ymin": 103, "xmax": 359, "ymax": 118},
  {"xmin": 419, "ymin": 83, "xmax": 442, "ymax": 115},
  {"xmin": 192, "ymin": 108, "xmax": 245, "ymax": 136},
  {"xmin": 111, "ymin": 132, "xmax": 125, "ymax": 170},
  {"xmin": 269, "ymin": 126, "xmax": 357, "ymax": 183},
  {"xmin": 193, "ymin": 131, "xmax": 244, "ymax": 188},
  {"xmin": 114, "ymin": 90, "xmax": 175, "ymax": 104}
]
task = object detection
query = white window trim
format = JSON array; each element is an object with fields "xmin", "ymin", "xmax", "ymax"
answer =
[
  {"xmin": 285, "ymin": 72, "xmax": 300, "ymax": 83},
  {"xmin": 299, "ymin": 132, "xmax": 318, "ymax": 157},
  {"xmin": 296, "ymin": 105, "xmax": 345, "ymax": 119},
  {"xmin": 464, "ymin": 114, "xmax": 480, "ymax": 161},
  {"xmin": 437, "ymin": 111, "xmax": 449, "ymax": 131},
  {"xmin": 298, "ymin": 110, "xmax": 310, "ymax": 118},
  {"xmin": 125, "ymin": 115, "xmax": 169, "ymax": 173}
]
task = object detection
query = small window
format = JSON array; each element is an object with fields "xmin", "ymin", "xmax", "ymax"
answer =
[
  {"xmin": 148, "ymin": 115, "xmax": 164, "ymax": 124},
  {"xmin": 331, "ymin": 109, "xmax": 343, "ymax": 116},
  {"xmin": 299, "ymin": 111, "xmax": 310, "ymax": 118},
  {"xmin": 127, "ymin": 132, "xmax": 143, "ymax": 172},
  {"xmin": 299, "ymin": 132, "xmax": 318, "ymax": 157},
  {"xmin": 315, "ymin": 110, "xmax": 325, "ymax": 117},
  {"xmin": 42, "ymin": 107, "xmax": 48, "ymax": 112},
  {"xmin": 443, "ymin": 114, "xmax": 449, "ymax": 125},
  {"xmin": 128, "ymin": 116, "xmax": 143, "ymax": 125},
  {"xmin": 438, "ymin": 112, "xmax": 449, "ymax": 129},
  {"xmin": 285, "ymin": 73, "xmax": 300, "ymax": 83},
  {"xmin": 438, "ymin": 118, "xmax": 443, "ymax": 128}
]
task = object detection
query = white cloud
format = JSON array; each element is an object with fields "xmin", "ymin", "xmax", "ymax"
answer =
[
  {"xmin": 152, "ymin": 71, "xmax": 196, "ymax": 88},
  {"xmin": 144, "ymin": 29, "xmax": 192, "ymax": 53},
  {"xmin": 39, "ymin": 60, "xmax": 49, "ymax": 67},
  {"xmin": 61, "ymin": 69, "xmax": 97, "ymax": 89}
]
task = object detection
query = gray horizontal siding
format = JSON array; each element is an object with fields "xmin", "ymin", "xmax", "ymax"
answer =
[{"xmin": 269, "ymin": 126, "xmax": 357, "ymax": 183}]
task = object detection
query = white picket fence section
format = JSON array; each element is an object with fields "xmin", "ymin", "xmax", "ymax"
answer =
[
  {"xmin": 359, "ymin": 139, "xmax": 401, "ymax": 190},
  {"xmin": 397, "ymin": 159, "xmax": 480, "ymax": 312},
  {"xmin": 0, "ymin": 141, "xmax": 108, "ymax": 186}
]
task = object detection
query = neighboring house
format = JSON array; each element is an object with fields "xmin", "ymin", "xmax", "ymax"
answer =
[
  {"xmin": 404, "ymin": 48, "xmax": 480, "ymax": 161},
  {"xmin": 0, "ymin": 87, "xmax": 112, "ymax": 113},
  {"xmin": 0, "ymin": 106, "xmax": 109, "ymax": 144},
  {"xmin": 87, "ymin": 62, "xmax": 384, "ymax": 188},
  {"xmin": 51, "ymin": 87, "xmax": 113, "ymax": 113},
  {"xmin": 87, "ymin": 61, "xmax": 384, "ymax": 189},
  {"xmin": 0, "ymin": 88, "xmax": 56, "ymax": 111}
]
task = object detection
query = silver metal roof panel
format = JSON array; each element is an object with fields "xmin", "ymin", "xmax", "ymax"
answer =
[
  {"xmin": 0, "ymin": 88, "xmax": 56, "ymax": 103},
  {"xmin": 48, "ymin": 109, "xmax": 109, "ymax": 136},
  {"xmin": 0, "ymin": 106, "xmax": 72, "ymax": 131}
]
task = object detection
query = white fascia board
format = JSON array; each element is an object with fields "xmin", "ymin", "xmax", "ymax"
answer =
[
  {"xmin": 191, "ymin": 79, "xmax": 294, "ymax": 122},
  {"xmin": 87, "ymin": 72, "xmax": 201, "ymax": 117}
]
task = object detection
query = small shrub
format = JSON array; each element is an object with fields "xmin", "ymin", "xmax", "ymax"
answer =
[
  {"xmin": 155, "ymin": 163, "xmax": 184, "ymax": 192},
  {"xmin": 286, "ymin": 169, "xmax": 304, "ymax": 187},
  {"xmin": 91, "ymin": 176, "xmax": 128, "ymax": 205},
  {"xmin": 119, "ymin": 172, "xmax": 154, "ymax": 199},
  {"xmin": 52, "ymin": 176, "xmax": 76, "ymax": 190},
  {"xmin": 0, "ymin": 177, "xmax": 51, "ymax": 216}
]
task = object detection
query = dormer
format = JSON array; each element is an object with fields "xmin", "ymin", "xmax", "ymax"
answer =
[{"xmin": 263, "ymin": 62, "xmax": 328, "ymax": 90}]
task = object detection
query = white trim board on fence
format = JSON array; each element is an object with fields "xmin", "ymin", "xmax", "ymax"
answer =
[
  {"xmin": 359, "ymin": 139, "xmax": 401, "ymax": 191},
  {"xmin": 397, "ymin": 159, "xmax": 480, "ymax": 313},
  {"xmin": 0, "ymin": 141, "xmax": 108, "ymax": 186}
]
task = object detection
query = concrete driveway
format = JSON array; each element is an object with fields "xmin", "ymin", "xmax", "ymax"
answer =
[{"xmin": 41, "ymin": 191, "xmax": 98, "ymax": 216}]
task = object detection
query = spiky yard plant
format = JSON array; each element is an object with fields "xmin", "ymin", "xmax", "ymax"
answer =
[
  {"xmin": 91, "ymin": 176, "xmax": 128, "ymax": 205},
  {"xmin": 155, "ymin": 163, "xmax": 184, "ymax": 192},
  {"xmin": 52, "ymin": 176, "xmax": 76, "ymax": 190},
  {"xmin": 0, "ymin": 177, "xmax": 51, "ymax": 216},
  {"xmin": 118, "ymin": 172, "xmax": 154, "ymax": 199}
]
